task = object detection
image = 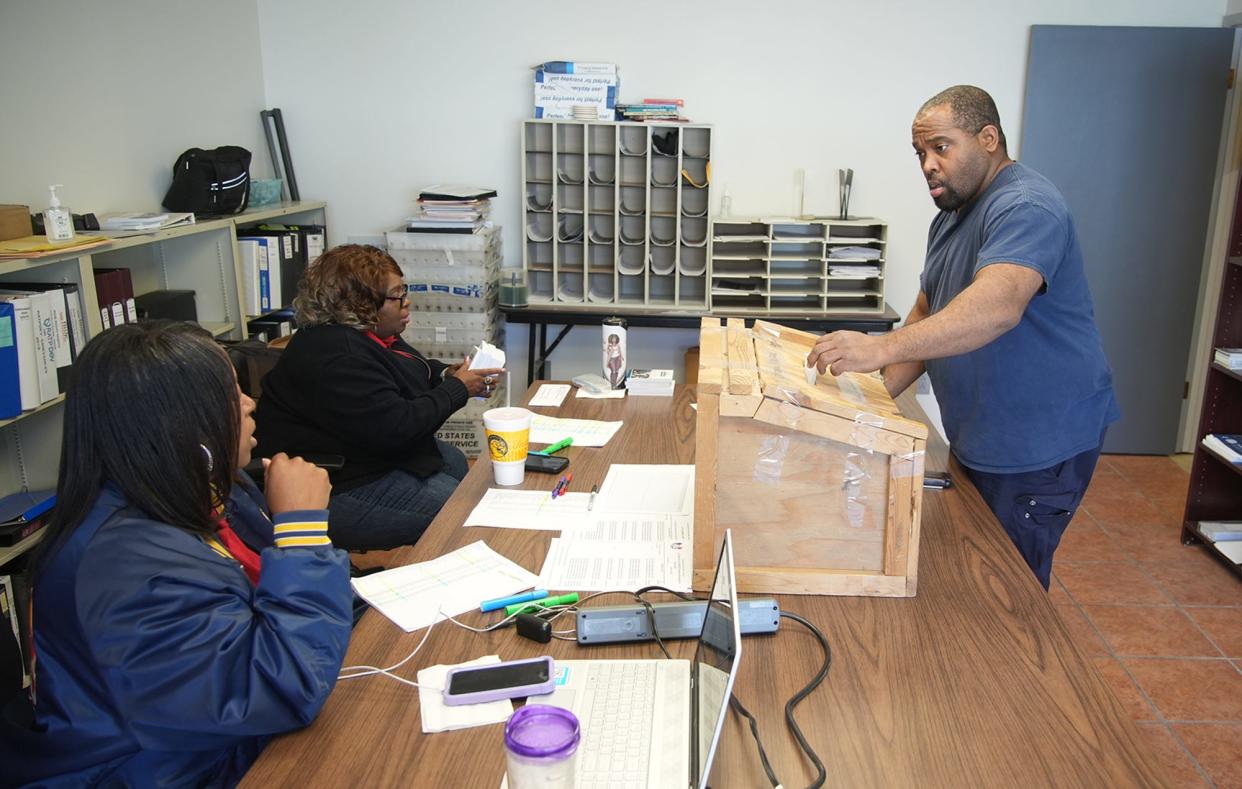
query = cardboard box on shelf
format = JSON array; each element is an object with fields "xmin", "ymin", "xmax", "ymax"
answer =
[{"xmin": 0, "ymin": 205, "xmax": 31, "ymax": 242}]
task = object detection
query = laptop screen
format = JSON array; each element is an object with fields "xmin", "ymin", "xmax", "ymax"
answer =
[{"xmin": 691, "ymin": 531, "xmax": 740, "ymax": 788}]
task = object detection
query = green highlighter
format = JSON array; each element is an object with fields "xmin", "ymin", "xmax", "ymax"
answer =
[
  {"xmin": 536, "ymin": 437, "xmax": 573, "ymax": 455},
  {"xmin": 505, "ymin": 592, "xmax": 579, "ymax": 617}
]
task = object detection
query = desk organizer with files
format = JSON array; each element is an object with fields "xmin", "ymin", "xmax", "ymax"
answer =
[
  {"xmin": 522, "ymin": 120, "xmax": 712, "ymax": 308},
  {"xmin": 710, "ymin": 216, "xmax": 888, "ymax": 315},
  {"xmin": 695, "ymin": 317, "xmax": 928, "ymax": 596}
]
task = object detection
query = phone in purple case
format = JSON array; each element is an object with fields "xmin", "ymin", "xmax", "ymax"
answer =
[{"xmin": 442, "ymin": 656, "xmax": 555, "ymax": 706}]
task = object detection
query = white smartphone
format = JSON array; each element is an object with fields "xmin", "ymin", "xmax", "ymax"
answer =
[{"xmin": 441, "ymin": 656, "xmax": 555, "ymax": 706}]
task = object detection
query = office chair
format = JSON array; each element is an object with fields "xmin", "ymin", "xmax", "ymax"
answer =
[{"xmin": 0, "ymin": 616, "xmax": 32, "ymax": 727}]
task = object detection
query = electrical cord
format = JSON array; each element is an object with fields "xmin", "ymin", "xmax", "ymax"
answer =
[
  {"xmin": 778, "ymin": 611, "xmax": 831, "ymax": 789},
  {"xmin": 729, "ymin": 694, "xmax": 782, "ymax": 788},
  {"xmin": 633, "ymin": 585, "xmax": 832, "ymax": 789}
]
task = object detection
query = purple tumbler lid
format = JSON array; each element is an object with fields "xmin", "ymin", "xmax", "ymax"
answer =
[{"xmin": 504, "ymin": 704, "xmax": 580, "ymax": 759}]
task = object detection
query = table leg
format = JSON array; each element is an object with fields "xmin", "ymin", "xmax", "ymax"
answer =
[{"xmin": 527, "ymin": 324, "xmax": 538, "ymax": 387}]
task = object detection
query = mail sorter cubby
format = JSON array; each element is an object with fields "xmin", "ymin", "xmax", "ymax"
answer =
[
  {"xmin": 522, "ymin": 120, "xmax": 712, "ymax": 307},
  {"xmin": 694, "ymin": 318, "xmax": 927, "ymax": 597},
  {"xmin": 710, "ymin": 217, "xmax": 887, "ymax": 314}
]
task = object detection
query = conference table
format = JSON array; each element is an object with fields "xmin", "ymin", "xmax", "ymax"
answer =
[{"xmin": 243, "ymin": 383, "xmax": 1167, "ymax": 788}]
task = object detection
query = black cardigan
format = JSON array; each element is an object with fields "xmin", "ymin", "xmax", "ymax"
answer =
[{"xmin": 254, "ymin": 324, "xmax": 470, "ymax": 490}]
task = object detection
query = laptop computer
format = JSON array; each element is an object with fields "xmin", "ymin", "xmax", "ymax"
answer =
[{"xmin": 529, "ymin": 530, "xmax": 740, "ymax": 789}]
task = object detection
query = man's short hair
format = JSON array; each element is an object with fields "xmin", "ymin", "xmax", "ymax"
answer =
[{"xmin": 918, "ymin": 85, "xmax": 1007, "ymax": 151}]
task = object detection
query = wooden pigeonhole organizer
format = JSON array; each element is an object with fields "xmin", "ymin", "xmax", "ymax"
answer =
[{"xmin": 695, "ymin": 318, "xmax": 929, "ymax": 597}]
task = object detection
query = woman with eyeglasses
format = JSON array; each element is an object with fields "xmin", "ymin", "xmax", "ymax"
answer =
[
  {"xmin": 254, "ymin": 244, "xmax": 501, "ymax": 550},
  {"xmin": 0, "ymin": 321, "xmax": 351, "ymax": 788}
]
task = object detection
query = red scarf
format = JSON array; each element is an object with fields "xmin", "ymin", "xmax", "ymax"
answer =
[
  {"xmin": 216, "ymin": 517, "xmax": 262, "ymax": 584},
  {"xmin": 365, "ymin": 330, "xmax": 415, "ymax": 359}
]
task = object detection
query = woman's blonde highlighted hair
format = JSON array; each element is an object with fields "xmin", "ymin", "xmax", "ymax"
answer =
[{"xmin": 293, "ymin": 244, "xmax": 402, "ymax": 329}]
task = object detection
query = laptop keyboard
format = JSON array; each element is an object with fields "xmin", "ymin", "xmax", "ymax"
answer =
[{"xmin": 577, "ymin": 662, "xmax": 658, "ymax": 788}]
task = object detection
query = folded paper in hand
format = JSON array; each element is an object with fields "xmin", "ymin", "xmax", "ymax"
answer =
[{"xmin": 469, "ymin": 339, "xmax": 505, "ymax": 371}]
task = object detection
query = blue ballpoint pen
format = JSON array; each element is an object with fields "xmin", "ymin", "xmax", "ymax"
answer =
[{"xmin": 480, "ymin": 589, "xmax": 549, "ymax": 613}]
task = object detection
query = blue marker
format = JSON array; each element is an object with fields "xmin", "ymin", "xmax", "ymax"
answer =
[{"xmin": 480, "ymin": 588, "xmax": 549, "ymax": 613}]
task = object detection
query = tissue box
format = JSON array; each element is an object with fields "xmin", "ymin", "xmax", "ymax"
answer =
[{"xmin": 249, "ymin": 179, "xmax": 282, "ymax": 207}]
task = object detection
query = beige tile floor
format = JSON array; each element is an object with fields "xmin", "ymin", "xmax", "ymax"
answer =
[{"xmin": 1053, "ymin": 454, "xmax": 1242, "ymax": 788}]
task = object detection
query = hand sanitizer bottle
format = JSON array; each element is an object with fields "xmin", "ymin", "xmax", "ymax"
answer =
[{"xmin": 43, "ymin": 185, "xmax": 74, "ymax": 242}]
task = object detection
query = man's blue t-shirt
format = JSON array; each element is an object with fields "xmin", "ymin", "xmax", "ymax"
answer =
[{"xmin": 919, "ymin": 162, "xmax": 1119, "ymax": 474}]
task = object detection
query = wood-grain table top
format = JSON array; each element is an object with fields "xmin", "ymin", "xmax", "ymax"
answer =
[{"xmin": 242, "ymin": 384, "xmax": 1167, "ymax": 788}]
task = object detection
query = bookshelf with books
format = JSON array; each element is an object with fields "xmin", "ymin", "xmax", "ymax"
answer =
[
  {"xmin": 522, "ymin": 119, "xmax": 712, "ymax": 309},
  {"xmin": 0, "ymin": 201, "xmax": 327, "ymax": 569},
  {"xmin": 1183, "ymin": 174, "xmax": 1242, "ymax": 577}
]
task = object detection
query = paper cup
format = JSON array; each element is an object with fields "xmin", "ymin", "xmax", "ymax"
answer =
[{"xmin": 483, "ymin": 407, "xmax": 533, "ymax": 486}]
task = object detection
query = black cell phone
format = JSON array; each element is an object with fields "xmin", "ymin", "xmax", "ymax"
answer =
[
  {"xmin": 525, "ymin": 453, "xmax": 569, "ymax": 473},
  {"xmin": 923, "ymin": 471, "xmax": 953, "ymax": 490}
]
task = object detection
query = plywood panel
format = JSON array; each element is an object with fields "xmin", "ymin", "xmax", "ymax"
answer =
[{"xmin": 715, "ymin": 417, "xmax": 888, "ymax": 573}]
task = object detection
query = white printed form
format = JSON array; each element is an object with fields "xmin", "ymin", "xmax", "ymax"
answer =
[
  {"xmin": 530, "ymin": 415, "xmax": 623, "ymax": 447},
  {"xmin": 594, "ymin": 464, "xmax": 695, "ymax": 516},
  {"xmin": 528, "ymin": 384, "xmax": 570, "ymax": 408},
  {"xmin": 350, "ymin": 541, "xmax": 540, "ymax": 632},
  {"xmin": 463, "ymin": 489, "xmax": 592, "ymax": 531},
  {"xmin": 538, "ymin": 513, "xmax": 694, "ymax": 592}
]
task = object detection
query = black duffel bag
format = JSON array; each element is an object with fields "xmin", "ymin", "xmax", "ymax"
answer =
[{"xmin": 162, "ymin": 146, "xmax": 252, "ymax": 216}]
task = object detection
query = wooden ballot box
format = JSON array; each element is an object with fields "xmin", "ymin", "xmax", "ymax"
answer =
[{"xmin": 695, "ymin": 318, "xmax": 928, "ymax": 597}]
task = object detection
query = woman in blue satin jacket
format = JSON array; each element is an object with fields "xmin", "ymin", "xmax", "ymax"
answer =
[{"xmin": 0, "ymin": 321, "xmax": 354, "ymax": 788}]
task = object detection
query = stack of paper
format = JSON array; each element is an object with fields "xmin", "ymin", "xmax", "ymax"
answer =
[
  {"xmin": 1202, "ymin": 433, "xmax": 1242, "ymax": 464},
  {"xmin": 626, "ymin": 369, "xmax": 675, "ymax": 397},
  {"xmin": 1199, "ymin": 521, "xmax": 1242, "ymax": 542},
  {"xmin": 828, "ymin": 264, "xmax": 881, "ymax": 279},
  {"xmin": 1215, "ymin": 347, "xmax": 1242, "ymax": 369},
  {"xmin": 537, "ymin": 464, "xmax": 696, "ymax": 592},
  {"xmin": 828, "ymin": 246, "xmax": 882, "ymax": 260},
  {"xmin": 100, "ymin": 212, "xmax": 194, "ymax": 232},
  {"xmin": 407, "ymin": 185, "xmax": 497, "ymax": 234}
]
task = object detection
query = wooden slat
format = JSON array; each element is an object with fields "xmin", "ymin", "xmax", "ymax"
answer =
[
  {"xmin": 693, "ymin": 391, "xmax": 720, "ymax": 591},
  {"xmin": 749, "ymin": 317, "xmax": 929, "ymax": 439},
  {"xmin": 884, "ymin": 454, "xmax": 913, "ymax": 576},
  {"xmin": 698, "ymin": 317, "xmax": 725, "ymax": 394},
  {"xmin": 905, "ymin": 437, "xmax": 927, "ymax": 595},
  {"xmin": 718, "ymin": 393, "xmax": 763, "ymax": 417},
  {"xmin": 734, "ymin": 566, "xmax": 911, "ymax": 597},
  {"xmin": 725, "ymin": 318, "xmax": 760, "ymax": 396}
]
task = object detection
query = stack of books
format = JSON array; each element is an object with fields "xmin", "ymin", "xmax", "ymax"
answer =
[
  {"xmin": 407, "ymin": 186, "xmax": 497, "ymax": 234},
  {"xmin": 1202, "ymin": 433, "xmax": 1242, "ymax": 463},
  {"xmin": 626, "ymin": 369, "xmax": 675, "ymax": 397},
  {"xmin": 615, "ymin": 99, "xmax": 685, "ymax": 122},
  {"xmin": 1214, "ymin": 347, "xmax": 1242, "ymax": 369}
]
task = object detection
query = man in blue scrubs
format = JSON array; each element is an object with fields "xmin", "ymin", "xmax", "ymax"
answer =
[{"xmin": 807, "ymin": 85, "xmax": 1119, "ymax": 589}]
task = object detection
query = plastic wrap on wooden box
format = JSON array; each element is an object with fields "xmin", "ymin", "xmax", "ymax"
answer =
[{"xmin": 694, "ymin": 317, "xmax": 927, "ymax": 597}]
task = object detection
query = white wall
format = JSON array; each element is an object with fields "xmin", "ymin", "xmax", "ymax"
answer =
[
  {"xmin": 0, "ymin": 0, "xmax": 273, "ymax": 217},
  {"xmin": 256, "ymin": 0, "xmax": 1229, "ymax": 385}
]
